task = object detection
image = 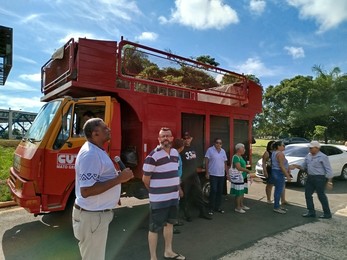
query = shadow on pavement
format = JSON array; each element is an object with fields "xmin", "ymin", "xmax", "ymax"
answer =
[{"xmin": 2, "ymin": 195, "xmax": 321, "ymax": 260}]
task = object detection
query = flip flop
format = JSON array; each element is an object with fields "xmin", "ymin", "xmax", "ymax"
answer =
[{"xmin": 164, "ymin": 253, "xmax": 186, "ymax": 260}]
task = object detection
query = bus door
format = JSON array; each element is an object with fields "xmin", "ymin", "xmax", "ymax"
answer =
[
  {"xmin": 181, "ymin": 113, "xmax": 205, "ymax": 168},
  {"xmin": 210, "ymin": 115, "xmax": 230, "ymax": 163},
  {"xmin": 233, "ymin": 119, "xmax": 250, "ymax": 163},
  {"xmin": 42, "ymin": 97, "xmax": 111, "ymax": 211}
]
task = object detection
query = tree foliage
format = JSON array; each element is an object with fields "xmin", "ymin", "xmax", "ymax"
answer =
[
  {"xmin": 122, "ymin": 45, "xmax": 220, "ymax": 89},
  {"xmin": 195, "ymin": 55, "xmax": 220, "ymax": 66},
  {"xmin": 254, "ymin": 66, "xmax": 347, "ymax": 141}
]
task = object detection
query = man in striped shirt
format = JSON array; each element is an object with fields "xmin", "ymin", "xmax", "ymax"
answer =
[{"xmin": 142, "ymin": 127, "xmax": 185, "ymax": 260}]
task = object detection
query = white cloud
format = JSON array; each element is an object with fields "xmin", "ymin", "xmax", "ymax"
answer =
[
  {"xmin": 64, "ymin": 0, "xmax": 141, "ymax": 23},
  {"xmin": 158, "ymin": 16, "xmax": 168, "ymax": 24},
  {"xmin": 284, "ymin": 46, "xmax": 305, "ymax": 59},
  {"xmin": 19, "ymin": 73, "xmax": 41, "ymax": 82},
  {"xmin": 2, "ymin": 81, "xmax": 37, "ymax": 91},
  {"xmin": 249, "ymin": 0, "xmax": 266, "ymax": 16},
  {"xmin": 15, "ymin": 56, "xmax": 37, "ymax": 65},
  {"xmin": 236, "ymin": 57, "xmax": 277, "ymax": 77},
  {"xmin": 21, "ymin": 14, "xmax": 41, "ymax": 24},
  {"xmin": 160, "ymin": 0, "xmax": 239, "ymax": 30},
  {"xmin": 287, "ymin": 0, "xmax": 347, "ymax": 33},
  {"xmin": 58, "ymin": 32, "xmax": 96, "ymax": 45},
  {"xmin": 0, "ymin": 96, "xmax": 43, "ymax": 112},
  {"xmin": 136, "ymin": 32, "xmax": 158, "ymax": 41}
]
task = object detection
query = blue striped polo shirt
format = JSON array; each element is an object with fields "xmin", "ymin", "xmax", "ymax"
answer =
[{"xmin": 143, "ymin": 146, "xmax": 180, "ymax": 209}]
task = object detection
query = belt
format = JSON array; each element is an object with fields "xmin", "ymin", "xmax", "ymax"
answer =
[{"xmin": 74, "ymin": 203, "xmax": 113, "ymax": 212}]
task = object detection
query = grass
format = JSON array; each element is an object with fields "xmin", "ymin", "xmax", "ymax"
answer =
[
  {"xmin": 0, "ymin": 139, "xmax": 269, "ymax": 202},
  {"xmin": 251, "ymin": 139, "xmax": 270, "ymax": 170},
  {"xmin": 0, "ymin": 140, "xmax": 19, "ymax": 202}
]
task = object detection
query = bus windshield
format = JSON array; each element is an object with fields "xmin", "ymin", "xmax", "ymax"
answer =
[{"xmin": 24, "ymin": 100, "xmax": 61, "ymax": 142}]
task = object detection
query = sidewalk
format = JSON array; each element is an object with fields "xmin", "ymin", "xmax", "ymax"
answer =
[{"xmin": 220, "ymin": 206, "xmax": 347, "ymax": 260}]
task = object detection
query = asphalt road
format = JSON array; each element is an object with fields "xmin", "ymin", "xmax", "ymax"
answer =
[{"xmin": 1, "ymin": 179, "xmax": 346, "ymax": 260}]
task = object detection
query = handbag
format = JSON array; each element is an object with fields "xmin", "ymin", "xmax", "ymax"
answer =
[
  {"xmin": 230, "ymin": 155, "xmax": 245, "ymax": 184},
  {"xmin": 228, "ymin": 167, "xmax": 244, "ymax": 184}
]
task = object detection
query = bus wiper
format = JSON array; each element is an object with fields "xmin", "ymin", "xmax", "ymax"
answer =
[{"xmin": 28, "ymin": 138, "xmax": 40, "ymax": 143}]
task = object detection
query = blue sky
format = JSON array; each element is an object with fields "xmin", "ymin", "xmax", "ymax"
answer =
[{"xmin": 1, "ymin": 0, "xmax": 346, "ymax": 112}]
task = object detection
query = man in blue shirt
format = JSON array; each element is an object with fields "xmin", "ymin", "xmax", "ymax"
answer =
[
  {"xmin": 294, "ymin": 141, "xmax": 333, "ymax": 219},
  {"xmin": 205, "ymin": 138, "xmax": 228, "ymax": 214}
]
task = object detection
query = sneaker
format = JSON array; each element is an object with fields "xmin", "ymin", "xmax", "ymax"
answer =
[
  {"xmin": 174, "ymin": 220, "xmax": 184, "ymax": 226},
  {"xmin": 184, "ymin": 216, "xmax": 192, "ymax": 222},
  {"xmin": 242, "ymin": 205, "xmax": 250, "ymax": 210},
  {"xmin": 273, "ymin": 208, "xmax": 286, "ymax": 214},
  {"xmin": 302, "ymin": 212, "xmax": 316, "ymax": 218},
  {"xmin": 173, "ymin": 228, "xmax": 181, "ymax": 234},
  {"xmin": 235, "ymin": 208, "xmax": 246, "ymax": 214},
  {"xmin": 319, "ymin": 214, "xmax": 332, "ymax": 219},
  {"xmin": 280, "ymin": 207, "xmax": 288, "ymax": 211},
  {"xmin": 216, "ymin": 208, "xmax": 225, "ymax": 214},
  {"xmin": 199, "ymin": 214, "xmax": 212, "ymax": 220}
]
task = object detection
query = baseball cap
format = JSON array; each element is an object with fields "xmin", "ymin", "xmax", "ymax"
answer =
[
  {"xmin": 183, "ymin": 131, "xmax": 191, "ymax": 139},
  {"xmin": 309, "ymin": 141, "xmax": 321, "ymax": 148}
]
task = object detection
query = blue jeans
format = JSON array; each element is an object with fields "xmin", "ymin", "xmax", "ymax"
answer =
[
  {"xmin": 271, "ymin": 169, "xmax": 285, "ymax": 209},
  {"xmin": 209, "ymin": 175, "xmax": 225, "ymax": 210},
  {"xmin": 305, "ymin": 175, "xmax": 331, "ymax": 216}
]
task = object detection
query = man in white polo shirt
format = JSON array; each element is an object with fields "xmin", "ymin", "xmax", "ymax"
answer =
[
  {"xmin": 205, "ymin": 138, "xmax": 228, "ymax": 214},
  {"xmin": 72, "ymin": 118, "xmax": 133, "ymax": 260}
]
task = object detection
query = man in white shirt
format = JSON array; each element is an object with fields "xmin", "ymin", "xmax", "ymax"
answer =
[
  {"xmin": 72, "ymin": 118, "xmax": 133, "ymax": 260},
  {"xmin": 205, "ymin": 138, "xmax": 228, "ymax": 214}
]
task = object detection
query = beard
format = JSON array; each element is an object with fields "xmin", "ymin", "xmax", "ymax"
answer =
[{"xmin": 160, "ymin": 139, "xmax": 172, "ymax": 148}]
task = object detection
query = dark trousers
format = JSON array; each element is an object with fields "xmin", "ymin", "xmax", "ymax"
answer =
[
  {"xmin": 209, "ymin": 175, "xmax": 224, "ymax": 211},
  {"xmin": 305, "ymin": 175, "xmax": 331, "ymax": 216},
  {"xmin": 181, "ymin": 174, "xmax": 207, "ymax": 217}
]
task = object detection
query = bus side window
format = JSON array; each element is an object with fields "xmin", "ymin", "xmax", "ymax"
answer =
[
  {"xmin": 73, "ymin": 106, "xmax": 102, "ymax": 137},
  {"xmin": 53, "ymin": 106, "xmax": 72, "ymax": 150}
]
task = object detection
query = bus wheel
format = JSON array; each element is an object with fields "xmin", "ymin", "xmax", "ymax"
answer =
[{"xmin": 201, "ymin": 178, "xmax": 210, "ymax": 204}]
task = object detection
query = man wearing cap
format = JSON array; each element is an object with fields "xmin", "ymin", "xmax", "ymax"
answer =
[
  {"xmin": 294, "ymin": 141, "xmax": 333, "ymax": 219},
  {"xmin": 180, "ymin": 131, "xmax": 211, "ymax": 221}
]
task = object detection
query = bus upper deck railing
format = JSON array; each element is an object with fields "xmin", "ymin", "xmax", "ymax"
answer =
[{"xmin": 41, "ymin": 38, "xmax": 249, "ymax": 106}]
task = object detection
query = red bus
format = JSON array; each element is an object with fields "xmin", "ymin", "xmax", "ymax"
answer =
[{"xmin": 7, "ymin": 37, "xmax": 262, "ymax": 214}]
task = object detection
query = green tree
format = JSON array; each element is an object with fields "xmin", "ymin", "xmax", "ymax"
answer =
[
  {"xmin": 313, "ymin": 125, "xmax": 327, "ymax": 140},
  {"xmin": 195, "ymin": 55, "xmax": 220, "ymax": 66},
  {"xmin": 220, "ymin": 73, "xmax": 240, "ymax": 85},
  {"xmin": 255, "ymin": 66, "xmax": 347, "ymax": 141}
]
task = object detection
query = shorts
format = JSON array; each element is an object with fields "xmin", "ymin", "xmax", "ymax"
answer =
[
  {"xmin": 266, "ymin": 174, "xmax": 275, "ymax": 185},
  {"xmin": 265, "ymin": 167, "xmax": 274, "ymax": 184},
  {"xmin": 149, "ymin": 205, "xmax": 178, "ymax": 233}
]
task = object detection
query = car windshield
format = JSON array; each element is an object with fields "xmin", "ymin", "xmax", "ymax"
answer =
[
  {"xmin": 24, "ymin": 100, "xmax": 61, "ymax": 142},
  {"xmin": 284, "ymin": 146, "xmax": 309, "ymax": 157}
]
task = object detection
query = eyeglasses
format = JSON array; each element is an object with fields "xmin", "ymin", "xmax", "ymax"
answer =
[
  {"xmin": 215, "ymin": 142, "xmax": 222, "ymax": 145},
  {"xmin": 160, "ymin": 135, "xmax": 172, "ymax": 138}
]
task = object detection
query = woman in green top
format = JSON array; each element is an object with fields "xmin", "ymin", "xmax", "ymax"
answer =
[{"xmin": 231, "ymin": 143, "xmax": 252, "ymax": 213}]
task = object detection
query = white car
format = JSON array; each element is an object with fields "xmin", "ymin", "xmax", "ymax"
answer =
[{"xmin": 255, "ymin": 143, "xmax": 347, "ymax": 186}]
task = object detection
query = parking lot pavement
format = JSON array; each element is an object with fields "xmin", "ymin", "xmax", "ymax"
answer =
[{"xmin": 220, "ymin": 206, "xmax": 347, "ymax": 260}]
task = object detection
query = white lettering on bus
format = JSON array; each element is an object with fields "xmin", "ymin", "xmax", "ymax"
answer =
[{"xmin": 57, "ymin": 154, "xmax": 77, "ymax": 169}]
